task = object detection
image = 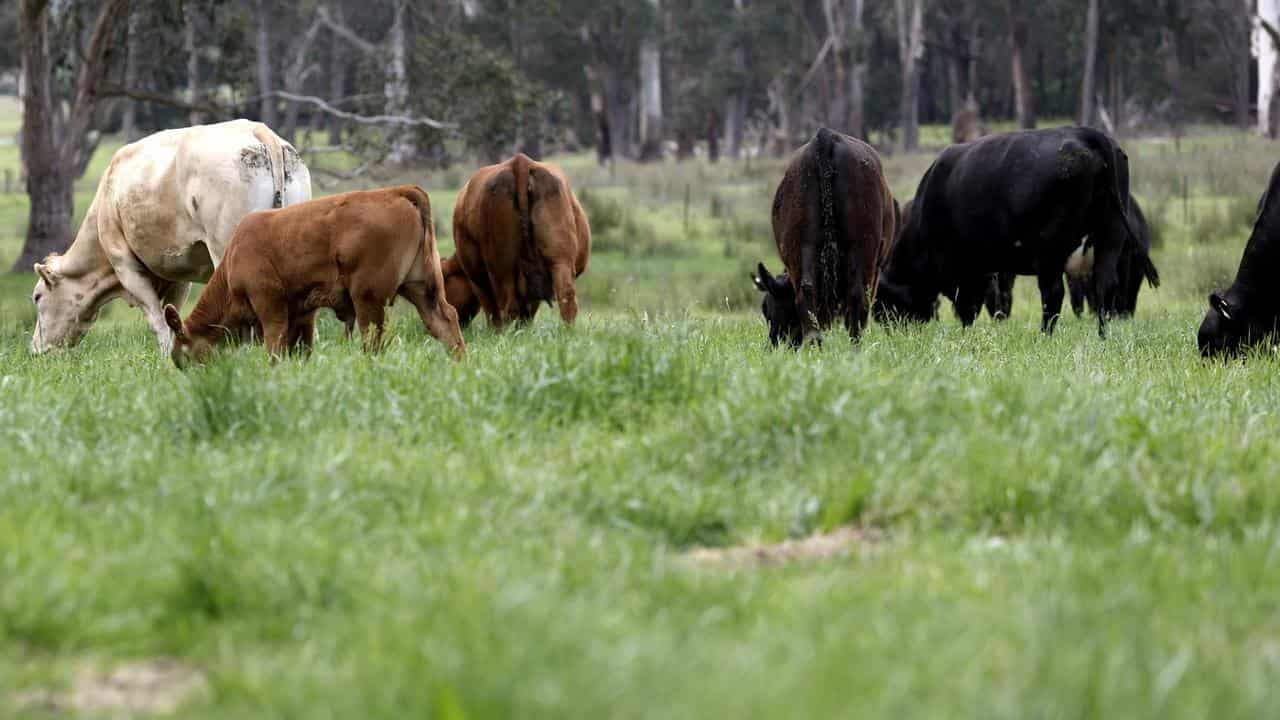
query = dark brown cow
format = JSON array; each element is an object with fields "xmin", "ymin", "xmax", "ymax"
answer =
[
  {"xmin": 452, "ymin": 154, "xmax": 591, "ymax": 328},
  {"xmin": 162, "ymin": 185, "xmax": 465, "ymax": 365},
  {"xmin": 751, "ymin": 127, "xmax": 897, "ymax": 346}
]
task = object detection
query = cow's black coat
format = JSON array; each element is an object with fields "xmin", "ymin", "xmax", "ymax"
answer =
[
  {"xmin": 1199, "ymin": 163, "xmax": 1280, "ymax": 357},
  {"xmin": 874, "ymin": 127, "xmax": 1158, "ymax": 337}
]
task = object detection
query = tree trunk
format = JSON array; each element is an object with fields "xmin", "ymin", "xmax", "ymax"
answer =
[
  {"xmin": 122, "ymin": 9, "xmax": 141, "ymax": 141},
  {"xmin": 384, "ymin": 0, "xmax": 413, "ymax": 164},
  {"xmin": 821, "ymin": 0, "xmax": 848, "ymax": 133},
  {"xmin": 1262, "ymin": 0, "xmax": 1280, "ymax": 135},
  {"xmin": 604, "ymin": 62, "xmax": 632, "ymax": 159},
  {"xmin": 327, "ymin": 8, "xmax": 347, "ymax": 145},
  {"xmin": 725, "ymin": 0, "xmax": 748, "ymax": 159},
  {"xmin": 15, "ymin": 0, "xmax": 130, "ymax": 271},
  {"xmin": 848, "ymin": 0, "xmax": 866, "ymax": 139},
  {"xmin": 1078, "ymin": 0, "xmax": 1098, "ymax": 126},
  {"xmin": 1233, "ymin": 2, "xmax": 1250, "ymax": 130},
  {"xmin": 707, "ymin": 111, "xmax": 720, "ymax": 162},
  {"xmin": 637, "ymin": 0, "xmax": 664, "ymax": 162},
  {"xmin": 185, "ymin": 2, "xmax": 202, "ymax": 126},
  {"xmin": 254, "ymin": 0, "xmax": 276, "ymax": 128},
  {"xmin": 895, "ymin": 0, "xmax": 925, "ymax": 153},
  {"xmin": 1005, "ymin": 0, "xmax": 1035, "ymax": 129}
]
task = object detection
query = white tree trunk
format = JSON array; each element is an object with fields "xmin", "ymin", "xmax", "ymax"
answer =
[
  {"xmin": 385, "ymin": 0, "xmax": 413, "ymax": 164},
  {"xmin": 638, "ymin": 0, "xmax": 663, "ymax": 162},
  {"xmin": 1259, "ymin": 0, "xmax": 1279, "ymax": 135}
]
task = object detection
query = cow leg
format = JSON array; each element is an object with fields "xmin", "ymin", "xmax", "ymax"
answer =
[
  {"xmin": 1067, "ymin": 275, "xmax": 1086, "ymax": 317},
  {"xmin": 455, "ymin": 227, "xmax": 502, "ymax": 328},
  {"xmin": 953, "ymin": 277, "xmax": 987, "ymax": 327},
  {"xmin": 288, "ymin": 312, "xmax": 317, "ymax": 356},
  {"xmin": 550, "ymin": 262, "xmax": 579, "ymax": 326},
  {"xmin": 353, "ymin": 297, "xmax": 387, "ymax": 353},
  {"xmin": 103, "ymin": 247, "xmax": 174, "ymax": 353},
  {"xmin": 843, "ymin": 290, "xmax": 869, "ymax": 343},
  {"xmin": 249, "ymin": 295, "xmax": 291, "ymax": 359},
  {"xmin": 1037, "ymin": 270, "xmax": 1066, "ymax": 335}
]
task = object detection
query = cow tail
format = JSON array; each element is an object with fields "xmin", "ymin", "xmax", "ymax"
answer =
[
  {"xmin": 253, "ymin": 123, "xmax": 287, "ymax": 209},
  {"xmin": 404, "ymin": 185, "xmax": 435, "ymax": 260},
  {"xmin": 1100, "ymin": 133, "xmax": 1160, "ymax": 289},
  {"xmin": 514, "ymin": 155, "xmax": 553, "ymax": 306},
  {"xmin": 808, "ymin": 127, "xmax": 840, "ymax": 321}
]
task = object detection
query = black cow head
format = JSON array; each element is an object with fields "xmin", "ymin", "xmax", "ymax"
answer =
[
  {"xmin": 873, "ymin": 273, "xmax": 937, "ymax": 324},
  {"xmin": 752, "ymin": 262, "xmax": 802, "ymax": 347},
  {"xmin": 1198, "ymin": 292, "xmax": 1274, "ymax": 357}
]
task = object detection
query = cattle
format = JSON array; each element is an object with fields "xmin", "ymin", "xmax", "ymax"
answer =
[
  {"xmin": 31, "ymin": 120, "xmax": 310, "ymax": 354},
  {"xmin": 752, "ymin": 127, "xmax": 896, "ymax": 346},
  {"xmin": 162, "ymin": 186, "xmax": 465, "ymax": 365},
  {"xmin": 978, "ymin": 195, "xmax": 1155, "ymax": 322},
  {"xmin": 441, "ymin": 255, "xmax": 480, "ymax": 328},
  {"xmin": 1066, "ymin": 195, "xmax": 1153, "ymax": 319},
  {"xmin": 452, "ymin": 154, "xmax": 591, "ymax": 328},
  {"xmin": 1198, "ymin": 162, "xmax": 1280, "ymax": 357},
  {"xmin": 874, "ymin": 127, "xmax": 1158, "ymax": 337}
]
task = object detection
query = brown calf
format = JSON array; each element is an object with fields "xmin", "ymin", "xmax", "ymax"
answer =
[
  {"xmin": 163, "ymin": 185, "xmax": 465, "ymax": 365},
  {"xmin": 452, "ymin": 154, "xmax": 591, "ymax": 328}
]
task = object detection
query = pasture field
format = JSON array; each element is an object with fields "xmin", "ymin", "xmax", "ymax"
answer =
[{"xmin": 5, "ymin": 116, "xmax": 1280, "ymax": 717}]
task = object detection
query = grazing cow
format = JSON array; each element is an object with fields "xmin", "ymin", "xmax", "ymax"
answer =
[
  {"xmin": 452, "ymin": 154, "xmax": 591, "ymax": 328},
  {"xmin": 1066, "ymin": 195, "xmax": 1154, "ymax": 318},
  {"xmin": 162, "ymin": 186, "xmax": 465, "ymax": 365},
  {"xmin": 1199, "ymin": 162, "xmax": 1280, "ymax": 357},
  {"xmin": 441, "ymin": 255, "xmax": 480, "ymax": 328},
  {"xmin": 31, "ymin": 120, "xmax": 310, "ymax": 354},
  {"xmin": 752, "ymin": 127, "xmax": 897, "ymax": 346},
  {"xmin": 980, "ymin": 195, "xmax": 1155, "ymax": 322},
  {"xmin": 874, "ymin": 127, "xmax": 1158, "ymax": 337}
]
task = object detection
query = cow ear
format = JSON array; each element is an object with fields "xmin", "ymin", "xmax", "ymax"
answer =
[
  {"xmin": 163, "ymin": 304, "xmax": 187, "ymax": 338},
  {"xmin": 1210, "ymin": 293, "xmax": 1233, "ymax": 321},
  {"xmin": 753, "ymin": 263, "xmax": 772, "ymax": 294},
  {"xmin": 34, "ymin": 263, "xmax": 58, "ymax": 287}
]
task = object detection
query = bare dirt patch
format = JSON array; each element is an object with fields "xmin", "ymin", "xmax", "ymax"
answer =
[
  {"xmin": 685, "ymin": 526, "xmax": 882, "ymax": 566},
  {"xmin": 12, "ymin": 658, "xmax": 207, "ymax": 716}
]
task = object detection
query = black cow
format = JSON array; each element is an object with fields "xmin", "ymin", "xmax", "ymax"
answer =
[
  {"xmin": 983, "ymin": 195, "xmax": 1155, "ymax": 321},
  {"xmin": 752, "ymin": 128, "xmax": 896, "ymax": 346},
  {"xmin": 1066, "ymin": 195, "xmax": 1153, "ymax": 319},
  {"xmin": 1198, "ymin": 162, "xmax": 1280, "ymax": 357},
  {"xmin": 874, "ymin": 127, "xmax": 1159, "ymax": 337}
]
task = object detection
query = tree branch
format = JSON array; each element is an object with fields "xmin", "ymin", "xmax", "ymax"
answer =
[
  {"xmin": 270, "ymin": 91, "xmax": 456, "ymax": 129},
  {"xmin": 317, "ymin": 5, "xmax": 379, "ymax": 55},
  {"xmin": 98, "ymin": 85, "xmax": 226, "ymax": 116}
]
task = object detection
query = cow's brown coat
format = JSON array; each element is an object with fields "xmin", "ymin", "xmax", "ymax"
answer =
[
  {"xmin": 163, "ymin": 185, "xmax": 464, "ymax": 364},
  {"xmin": 452, "ymin": 154, "xmax": 591, "ymax": 328}
]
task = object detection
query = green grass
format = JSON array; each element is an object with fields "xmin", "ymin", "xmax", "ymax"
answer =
[{"xmin": 6, "ymin": 112, "xmax": 1280, "ymax": 717}]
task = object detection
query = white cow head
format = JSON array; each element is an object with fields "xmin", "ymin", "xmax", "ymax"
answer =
[{"xmin": 30, "ymin": 257, "xmax": 112, "ymax": 353}]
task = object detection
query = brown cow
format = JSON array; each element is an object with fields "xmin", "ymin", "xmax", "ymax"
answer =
[
  {"xmin": 162, "ymin": 185, "xmax": 465, "ymax": 365},
  {"xmin": 751, "ymin": 128, "xmax": 897, "ymax": 346},
  {"xmin": 441, "ymin": 254, "xmax": 480, "ymax": 328},
  {"xmin": 452, "ymin": 154, "xmax": 591, "ymax": 328}
]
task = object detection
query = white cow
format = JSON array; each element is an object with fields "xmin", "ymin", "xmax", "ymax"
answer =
[{"xmin": 30, "ymin": 120, "xmax": 312, "ymax": 353}]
